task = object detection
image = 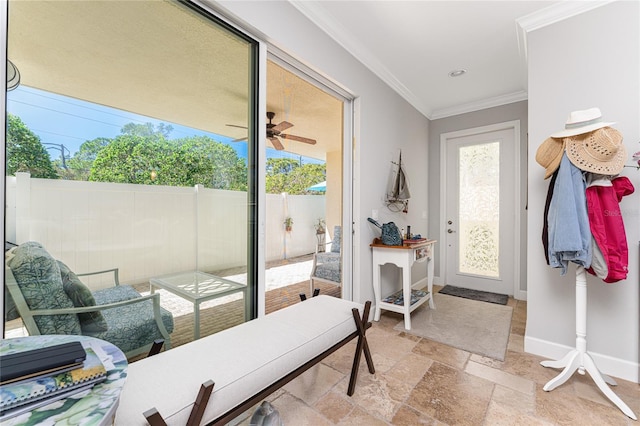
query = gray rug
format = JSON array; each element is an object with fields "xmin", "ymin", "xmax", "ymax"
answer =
[
  {"xmin": 439, "ymin": 285, "xmax": 508, "ymax": 305},
  {"xmin": 393, "ymin": 293, "xmax": 513, "ymax": 361}
]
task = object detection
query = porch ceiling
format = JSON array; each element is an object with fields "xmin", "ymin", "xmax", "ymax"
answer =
[{"xmin": 7, "ymin": 0, "xmax": 342, "ymax": 160}]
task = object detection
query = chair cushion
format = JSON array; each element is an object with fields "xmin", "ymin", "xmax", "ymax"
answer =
[
  {"xmin": 89, "ymin": 285, "xmax": 174, "ymax": 354},
  {"xmin": 314, "ymin": 252, "xmax": 341, "ymax": 283},
  {"xmin": 4, "ymin": 286, "xmax": 19, "ymax": 322},
  {"xmin": 330, "ymin": 226, "xmax": 341, "ymax": 253},
  {"xmin": 7, "ymin": 242, "xmax": 81, "ymax": 335},
  {"xmin": 58, "ymin": 261, "xmax": 108, "ymax": 332}
]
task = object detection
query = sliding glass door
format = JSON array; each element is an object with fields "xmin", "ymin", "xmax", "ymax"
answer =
[{"xmin": 4, "ymin": 0, "xmax": 259, "ymax": 344}]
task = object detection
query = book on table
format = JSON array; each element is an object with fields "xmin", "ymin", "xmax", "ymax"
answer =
[{"xmin": 0, "ymin": 346, "xmax": 107, "ymax": 418}]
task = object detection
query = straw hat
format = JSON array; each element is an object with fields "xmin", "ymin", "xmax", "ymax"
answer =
[
  {"xmin": 565, "ymin": 127, "xmax": 626, "ymax": 175},
  {"xmin": 535, "ymin": 137, "xmax": 565, "ymax": 179},
  {"xmin": 550, "ymin": 107, "xmax": 615, "ymax": 138}
]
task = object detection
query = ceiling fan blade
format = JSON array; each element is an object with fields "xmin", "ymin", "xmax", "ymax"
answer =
[
  {"xmin": 226, "ymin": 124, "xmax": 248, "ymax": 129},
  {"xmin": 272, "ymin": 121, "xmax": 293, "ymax": 133},
  {"xmin": 269, "ymin": 136, "xmax": 284, "ymax": 150},
  {"xmin": 279, "ymin": 133, "xmax": 317, "ymax": 145},
  {"xmin": 232, "ymin": 136, "xmax": 248, "ymax": 142}
]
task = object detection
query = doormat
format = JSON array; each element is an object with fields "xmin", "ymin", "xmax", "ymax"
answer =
[
  {"xmin": 393, "ymin": 293, "xmax": 512, "ymax": 360},
  {"xmin": 439, "ymin": 285, "xmax": 508, "ymax": 305}
]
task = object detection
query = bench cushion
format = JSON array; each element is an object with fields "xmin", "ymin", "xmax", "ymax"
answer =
[{"xmin": 115, "ymin": 295, "xmax": 363, "ymax": 425}]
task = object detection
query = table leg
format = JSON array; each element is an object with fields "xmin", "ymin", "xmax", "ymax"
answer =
[
  {"xmin": 194, "ymin": 301, "xmax": 201, "ymax": 340},
  {"xmin": 402, "ymin": 266, "xmax": 411, "ymax": 330},
  {"xmin": 372, "ymin": 264, "xmax": 382, "ymax": 321},
  {"xmin": 427, "ymin": 254, "xmax": 435, "ymax": 309}
]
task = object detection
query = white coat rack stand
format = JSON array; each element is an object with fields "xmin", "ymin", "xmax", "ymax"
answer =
[{"xmin": 540, "ymin": 265, "xmax": 637, "ymax": 420}]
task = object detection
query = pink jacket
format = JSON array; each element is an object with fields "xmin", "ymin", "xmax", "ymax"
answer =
[{"xmin": 585, "ymin": 176, "xmax": 634, "ymax": 283}]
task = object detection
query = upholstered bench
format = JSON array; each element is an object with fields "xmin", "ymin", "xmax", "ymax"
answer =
[{"xmin": 115, "ymin": 295, "xmax": 374, "ymax": 425}]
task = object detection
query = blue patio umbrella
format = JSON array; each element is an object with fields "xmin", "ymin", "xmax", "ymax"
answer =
[{"xmin": 307, "ymin": 181, "xmax": 326, "ymax": 191}]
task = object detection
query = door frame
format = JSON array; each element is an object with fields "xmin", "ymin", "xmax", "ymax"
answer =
[{"xmin": 438, "ymin": 120, "xmax": 522, "ymax": 298}]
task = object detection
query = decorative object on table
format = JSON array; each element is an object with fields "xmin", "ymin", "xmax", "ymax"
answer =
[
  {"xmin": 0, "ymin": 342, "xmax": 86, "ymax": 385},
  {"xmin": 249, "ymin": 400, "xmax": 283, "ymax": 426},
  {"xmin": 367, "ymin": 217, "xmax": 402, "ymax": 246},
  {"xmin": 283, "ymin": 217, "xmax": 293, "ymax": 232},
  {"xmin": 383, "ymin": 289, "xmax": 428, "ymax": 306},
  {"xmin": 385, "ymin": 150, "xmax": 411, "ymax": 213}
]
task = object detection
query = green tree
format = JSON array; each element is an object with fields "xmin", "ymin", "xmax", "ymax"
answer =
[
  {"xmin": 121, "ymin": 122, "xmax": 173, "ymax": 138},
  {"xmin": 265, "ymin": 158, "xmax": 325, "ymax": 194},
  {"xmin": 57, "ymin": 137, "xmax": 111, "ymax": 180},
  {"xmin": 89, "ymin": 134, "xmax": 247, "ymax": 190},
  {"xmin": 6, "ymin": 113, "xmax": 58, "ymax": 179}
]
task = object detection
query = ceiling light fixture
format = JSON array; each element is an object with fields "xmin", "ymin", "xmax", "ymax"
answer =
[{"xmin": 448, "ymin": 69, "xmax": 467, "ymax": 78}]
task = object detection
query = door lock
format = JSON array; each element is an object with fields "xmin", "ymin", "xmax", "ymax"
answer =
[{"xmin": 447, "ymin": 229, "xmax": 455, "ymax": 234}]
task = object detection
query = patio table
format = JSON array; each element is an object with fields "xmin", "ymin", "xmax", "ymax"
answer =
[{"xmin": 150, "ymin": 271, "xmax": 248, "ymax": 340}]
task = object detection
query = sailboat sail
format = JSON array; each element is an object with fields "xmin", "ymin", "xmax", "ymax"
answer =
[{"xmin": 386, "ymin": 152, "xmax": 410, "ymax": 212}]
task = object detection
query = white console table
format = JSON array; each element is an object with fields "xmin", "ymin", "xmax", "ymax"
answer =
[{"xmin": 370, "ymin": 238, "xmax": 437, "ymax": 330}]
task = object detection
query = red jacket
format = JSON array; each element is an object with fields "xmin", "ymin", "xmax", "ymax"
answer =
[{"xmin": 586, "ymin": 176, "xmax": 634, "ymax": 283}]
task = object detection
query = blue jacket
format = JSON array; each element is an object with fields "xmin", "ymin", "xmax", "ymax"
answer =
[{"xmin": 547, "ymin": 154, "xmax": 592, "ymax": 274}]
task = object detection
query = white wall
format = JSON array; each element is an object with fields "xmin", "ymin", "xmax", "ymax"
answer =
[
  {"xmin": 526, "ymin": 1, "xmax": 639, "ymax": 383},
  {"xmin": 214, "ymin": 1, "xmax": 431, "ymax": 304}
]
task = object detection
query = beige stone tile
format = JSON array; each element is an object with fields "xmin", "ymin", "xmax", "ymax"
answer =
[
  {"xmin": 412, "ymin": 338, "xmax": 470, "ymax": 369},
  {"xmin": 391, "ymin": 404, "xmax": 440, "ymax": 425},
  {"xmin": 500, "ymin": 350, "xmax": 559, "ymax": 385},
  {"xmin": 284, "ymin": 363, "xmax": 345, "ymax": 405},
  {"xmin": 491, "ymin": 384, "xmax": 536, "ymax": 414},
  {"xmin": 367, "ymin": 327, "xmax": 419, "ymax": 362},
  {"xmin": 336, "ymin": 406, "xmax": 389, "ymax": 426},
  {"xmin": 334, "ymin": 371, "xmax": 401, "ymax": 422},
  {"xmin": 313, "ymin": 390, "xmax": 354, "ymax": 424},
  {"xmin": 385, "ymin": 352, "xmax": 433, "ymax": 388},
  {"xmin": 405, "ymin": 361, "xmax": 493, "ymax": 426},
  {"xmin": 534, "ymin": 386, "xmax": 630, "ymax": 426},
  {"xmin": 469, "ymin": 353, "xmax": 505, "ymax": 370},
  {"xmin": 270, "ymin": 392, "xmax": 332, "ymax": 426},
  {"xmin": 465, "ymin": 360, "xmax": 535, "ymax": 395},
  {"xmin": 507, "ymin": 332, "xmax": 525, "ymax": 352}
]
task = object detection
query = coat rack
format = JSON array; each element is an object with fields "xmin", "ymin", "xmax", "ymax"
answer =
[{"xmin": 540, "ymin": 265, "xmax": 637, "ymax": 420}]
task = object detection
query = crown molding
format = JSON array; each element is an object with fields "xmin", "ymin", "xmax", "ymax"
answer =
[
  {"xmin": 516, "ymin": 0, "xmax": 615, "ymax": 63},
  {"xmin": 289, "ymin": 0, "xmax": 432, "ymax": 119},
  {"xmin": 430, "ymin": 90, "xmax": 528, "ymax": 120}
]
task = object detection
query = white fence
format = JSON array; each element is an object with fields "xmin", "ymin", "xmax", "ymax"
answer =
[{"xmin": 5, "ymin": 173, "xmax": 325, "ymax": 290}]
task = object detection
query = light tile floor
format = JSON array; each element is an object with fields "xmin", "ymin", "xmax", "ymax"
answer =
[{"xmin": 238, "ymin": 295, "xmax": 639, "ymax": 426}]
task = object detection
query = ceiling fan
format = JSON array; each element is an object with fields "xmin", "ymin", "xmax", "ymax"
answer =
[{"xmin": 227, "ymin": 112, "xmax": 317, "ymax": 150}]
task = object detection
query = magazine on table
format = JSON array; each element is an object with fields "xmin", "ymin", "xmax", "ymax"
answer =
[{"xmin": 0, "ymin": 345, "xmax": 107, "ymax": 419}]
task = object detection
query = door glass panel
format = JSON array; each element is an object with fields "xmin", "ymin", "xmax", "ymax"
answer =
[
  {"xmin": 458, "ymin": 142, "xmax": 500, "ymax": 278},
  {"xmin": 5, "ymin": 1, "xmax": 258, "ymax": 342},
  {"xmin": 264, "ymin": 60, "xmax": 344, "ymax": 312}
]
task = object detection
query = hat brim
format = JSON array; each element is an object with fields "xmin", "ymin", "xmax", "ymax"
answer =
[
  {"xmin": 535, "ymin": 137, "xmax": 565, "ymax": 179},
  {"xmin": 550, "ymin": 121, "xmax": 615, "ymax": 138},
  {"xmin": 565, "ymin": 127, "xmax": 626, "ymax": 175}
]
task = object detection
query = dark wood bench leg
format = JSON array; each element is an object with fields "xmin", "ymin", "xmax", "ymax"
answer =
[
  {"xmin": 186, "ymin": 380, "xmax": 215, "ymax": 426},
  {"xmin": 143, "ymin": 380, "xmax": 215, "ymax": 426},
  {"xmin": 143, "ymin": 408, "xmax": 167, "ymax": 426},
  {"xmin": 147, "ymin": 339, "xmax": 165, "ymax": 357},
  {"xmin": 299, "ymin": 288, "xmax": 321, "ymax": 302},
  {"xmin": 347, "ymin": 301, "xmax": 375, "ymax": 396}
]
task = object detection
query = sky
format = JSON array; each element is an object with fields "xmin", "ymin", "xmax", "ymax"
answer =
[{"xmin": 6, "ymin": 85, "xmax": 323, "ymax": 166}]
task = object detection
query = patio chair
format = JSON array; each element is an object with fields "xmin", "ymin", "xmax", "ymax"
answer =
[
  {"xmin": 310, "ymin": 225, "xmax": 342, "ymax": 295},
  {"xmin": 4, "ymin": 241, "xmax": 174, "ymax": 359}
]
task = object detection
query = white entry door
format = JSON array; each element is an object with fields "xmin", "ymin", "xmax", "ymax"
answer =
[{"xmin": 443, "ymin": 123, "xmax": 518, "ymax": 295}]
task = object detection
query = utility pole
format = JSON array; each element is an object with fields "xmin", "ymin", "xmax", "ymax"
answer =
[{"xmin": 43, "ymin": 143, "xmax": 70, "ymax": 169}]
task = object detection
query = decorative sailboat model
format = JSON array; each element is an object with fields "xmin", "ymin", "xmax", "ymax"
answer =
[{"xmin": 386, "ymin": 151, "xmax": 411, "ymax": 213}]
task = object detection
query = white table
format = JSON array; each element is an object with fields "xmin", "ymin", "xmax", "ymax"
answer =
[
  {"xmin": 150, "ymin": 271, "xmax": 247, "ymax": 340},
  {"xmin": 370, "ymin": 239, "xmax": 436, "ymax": 330}
]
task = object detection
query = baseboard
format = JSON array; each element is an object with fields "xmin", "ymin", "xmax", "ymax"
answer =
[{"xmin": 524, "ymin": 335, "xmax": 639, "ymax": 384}]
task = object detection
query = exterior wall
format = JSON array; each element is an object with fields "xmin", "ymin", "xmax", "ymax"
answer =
[
  {"xmin": 6, "ymin": 174, "xmax": 325, "ymax": 290},
  {"xmin": 526, "ymin": 1, "xmax": 639, "ymax": 382},
  {"xmin": 428, "ymin": 101, "xmax": 528, "ymax": 295}
]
